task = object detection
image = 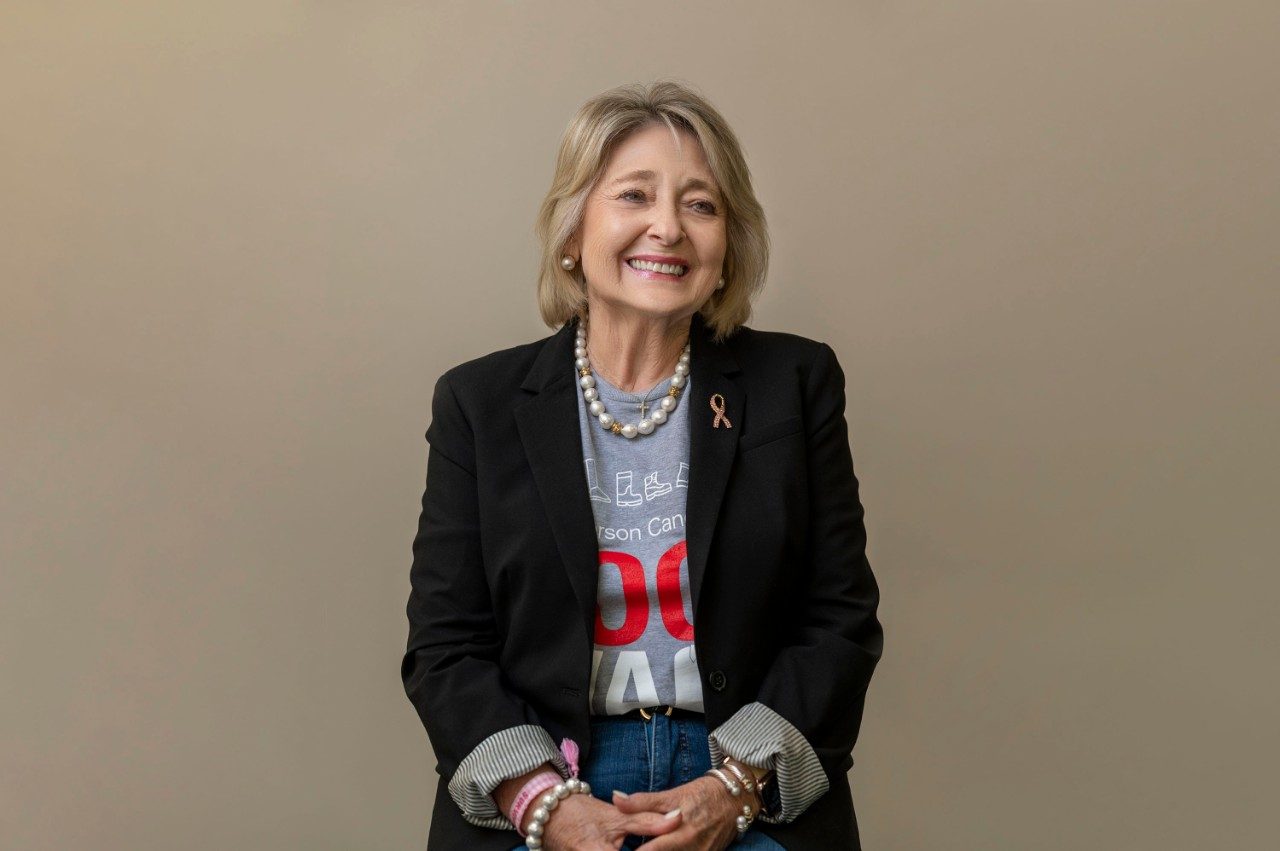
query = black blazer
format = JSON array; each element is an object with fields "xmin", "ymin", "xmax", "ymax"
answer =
[{"xmin": 402, "ymin": 311, "xmax": 883, "ymax": 851}]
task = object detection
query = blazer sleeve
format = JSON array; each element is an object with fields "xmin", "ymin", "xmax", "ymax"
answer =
[
  {"xmin": 401, "ymin": 371, "xmax": 569, "ymax": 830},
  {"xmin": 712, "ymin": 342, "xmax": 884, "ymax": 822}
]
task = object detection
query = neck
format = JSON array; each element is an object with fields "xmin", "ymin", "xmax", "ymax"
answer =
[{"xmin": 580, "ymin": 305, "xmax": 693, "ymax": 394}]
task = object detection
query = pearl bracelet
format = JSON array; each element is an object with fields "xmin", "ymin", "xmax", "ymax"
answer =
[
  {"xmin": 704, "ymin": 765, "xmax": 759, "ymax": 837},
  {"xmin": 521, "ymin": 777, "xmax": 592, "ymax": 850}
]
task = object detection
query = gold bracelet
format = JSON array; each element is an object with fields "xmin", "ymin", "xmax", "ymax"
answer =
[
  {"xmin": 721, "ymin": 760, "xmax": 757, "ymax": 794},
  {"xmin": 722, "ymin": 757, "xmax": 774, "ymax": 816}
]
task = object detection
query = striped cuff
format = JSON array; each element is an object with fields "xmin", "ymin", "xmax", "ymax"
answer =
[
  {"xmin": 446, "ymin": 725, "xmax": 571, "ymax": 830},
  {"xmin": 707, "ymin": 702, "xmax": 829, "ymax": 824}
]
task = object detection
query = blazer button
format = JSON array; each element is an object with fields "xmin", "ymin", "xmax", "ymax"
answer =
[{"xmin": 709, "ymin": 670, "xmax": 727, "ymax": 692}]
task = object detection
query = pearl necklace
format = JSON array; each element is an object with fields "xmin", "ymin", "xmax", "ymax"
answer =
[{"xmin": 575, "ymin": 321, "xmax": 690, "ymax": 439}]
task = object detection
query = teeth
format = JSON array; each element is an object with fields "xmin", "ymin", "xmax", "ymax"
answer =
[{"xmin": 628, "ymin": 258, "xmax": 687, "ymax": 276}]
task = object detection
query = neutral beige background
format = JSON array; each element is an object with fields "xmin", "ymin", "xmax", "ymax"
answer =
[{"xmin": 3, "ymin": 2, "xmax": 1276, "ymax": 849}]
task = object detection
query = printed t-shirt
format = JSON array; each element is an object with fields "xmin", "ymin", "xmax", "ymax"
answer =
[{"xmin": 575, "ymin": 365, "xmax": 704, "ymax": 715}]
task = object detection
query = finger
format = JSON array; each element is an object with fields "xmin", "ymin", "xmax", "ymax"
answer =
[
  {"xmin": 616, "ymin": 807, "xmax": 682, "ymax": 837},
  {"xmin": 611, "ymin": 789, "xmax": 673, "ymax": 814}
]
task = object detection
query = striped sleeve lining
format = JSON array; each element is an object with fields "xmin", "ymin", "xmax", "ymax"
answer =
[
  {"xmin": 707, "ymin": 702, "xmax": 830, "ymax": 824},
  {"xmin": 445, "ymin": 724, "xmax": 571, "ymax": 830}
]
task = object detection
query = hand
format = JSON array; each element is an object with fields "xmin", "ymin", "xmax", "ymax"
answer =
[
  {"xmin": 536, "ymin": 792, "xmax": 683, "ymax": 851},
  {"xmin": 611, "ymin": 776, "xmax": 748, "ymax": 851}
]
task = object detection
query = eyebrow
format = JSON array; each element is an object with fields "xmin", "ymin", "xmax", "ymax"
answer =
[{"xmin": 609, "ymin": 169, "xmax": 721, "ymax": 196}]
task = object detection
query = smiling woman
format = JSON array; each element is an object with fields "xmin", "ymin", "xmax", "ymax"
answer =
[
  {"xmin": 403, "ymin": 80, "xmax": 882, "ymax": 851},
  {"xmin": 534, "ymin": 82, "xmax": 770, "ymax": 355}
]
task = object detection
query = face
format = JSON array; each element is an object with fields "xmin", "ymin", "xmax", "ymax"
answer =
[{"xmin": 570, "ymin": 122, "xmax": 728, "ymax": 327}]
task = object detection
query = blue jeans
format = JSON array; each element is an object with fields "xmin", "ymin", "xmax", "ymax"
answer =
[{"xmin": 511, "ymin": 714, "xmax": 785, "ymax": 850}]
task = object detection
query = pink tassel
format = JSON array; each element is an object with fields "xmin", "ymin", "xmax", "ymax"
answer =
[{"xmin": 559, "ymin": 738, "xmax": 580, "ymax": 778}]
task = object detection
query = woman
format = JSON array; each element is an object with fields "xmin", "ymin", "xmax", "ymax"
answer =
[{"xmin": 402, "ymin": 80, "xmax": 883, "ymax": 851}]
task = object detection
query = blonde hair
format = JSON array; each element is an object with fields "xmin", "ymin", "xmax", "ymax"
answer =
[{"xmin": 534, "ymin": 80, "xmax": 769, "ymax": 343}]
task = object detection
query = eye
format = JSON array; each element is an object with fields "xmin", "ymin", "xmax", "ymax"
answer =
[
  {"xmin": 620, "ymin": 189, "xmax": 647, "ymax": 202},
  {"xmin": 691, "ymin": 200, "xmax": 718, "ymax": 214}
]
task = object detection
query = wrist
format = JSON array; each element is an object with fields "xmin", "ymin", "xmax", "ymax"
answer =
[
  {"xmin": 720, "ymin": 757, "xmax": 770, "ymax": 810},
  {"xmin": 508, "ymin": 770, "xmax": 563, "ymax": 835},
  {"xmin": 704, "ymin": 764, "xmax": 761, "ymax": 836},
  {"xmin": 494, "ymin": 763, "xmax": 558, "ymax": 827},
  {"xmin": 518, "ymin": 776, "xmax": 593, "ymax": 850}
]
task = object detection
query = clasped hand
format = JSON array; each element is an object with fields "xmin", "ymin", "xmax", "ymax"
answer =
[{"xmin": 537, "ymin": 777, "xmax": 743, "ymax": 851}]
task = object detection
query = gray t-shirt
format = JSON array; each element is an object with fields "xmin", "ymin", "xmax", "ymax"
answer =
[{"xmin": 576, "ymin": 366, "xmax": 704, "ymax": 715}]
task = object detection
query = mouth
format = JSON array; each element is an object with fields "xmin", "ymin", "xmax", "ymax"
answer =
[{"xmin": 625, "ymin": 258, "xmax": 689, "ymax": 279}]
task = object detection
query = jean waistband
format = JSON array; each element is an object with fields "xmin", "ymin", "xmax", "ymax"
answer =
[{"xmin": 592, "ymin": 705, "xmax": 705, "ymax": 723}]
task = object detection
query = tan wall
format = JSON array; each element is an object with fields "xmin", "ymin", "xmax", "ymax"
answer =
[{"xmin": 3, "ymin": 2, "xmax": 1276, "ymax": 848}]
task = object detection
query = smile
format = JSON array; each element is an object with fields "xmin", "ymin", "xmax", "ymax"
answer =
[{"xmin": 627, "ymin": 258, "xmax": 688, "ymax": 277}]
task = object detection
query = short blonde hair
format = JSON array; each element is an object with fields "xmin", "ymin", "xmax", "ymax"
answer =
[{"xmin": 535, "ymin": 80, "xmax": 769, "ymax": 343}]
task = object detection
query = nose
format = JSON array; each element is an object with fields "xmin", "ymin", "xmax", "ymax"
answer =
[{"xmin": 646, "ymin": 194, "xmax": 684, "ymax": 245}]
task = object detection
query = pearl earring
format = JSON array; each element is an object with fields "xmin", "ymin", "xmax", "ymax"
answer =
[
  {"xmin": 561, "ymin": 255, "xmax": 576, "ymax": 271},
  {"xmin": 716, "ymin": 277, "xmax": 725, "ymax": 289}
]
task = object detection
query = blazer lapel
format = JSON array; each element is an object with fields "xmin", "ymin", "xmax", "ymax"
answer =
[
  {"xmin": 514, "ymin": 317, "xmax": 600, "ymax": 643},
  {"xmin": 684, "ymin": 312, "xmax": 743, "ymax": 620},
  {"xmin": 513, "ymin": 312, "xmax": 744, "ymax": 644}
]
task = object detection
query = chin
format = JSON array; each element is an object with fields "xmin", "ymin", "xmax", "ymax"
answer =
[{"xmin": 624, "ymin": 297, "xmax": 699, "ymax": 320}]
